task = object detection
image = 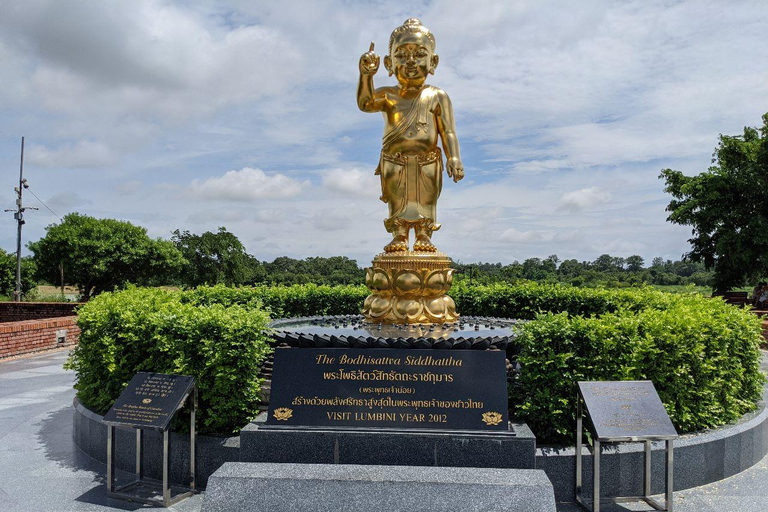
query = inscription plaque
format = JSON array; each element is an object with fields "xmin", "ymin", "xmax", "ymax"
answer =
[
  {"xmin": 103, "ymin": 372, "xmax": 196, "ymax": 431},
  {"xmin": 267, "ymin": 348, "xmax": 509, "ymax": 431},
  {"xmin": 578, "ymin": 380, "xmax": 677, "ymax": 441}
]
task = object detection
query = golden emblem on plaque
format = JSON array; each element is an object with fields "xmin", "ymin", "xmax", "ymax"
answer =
[
  {"xmin": 481, "ymin": 411, "xmax": 503, "ymax": 426},
  {"xmin": 273, "ymin": 407, "xmax": 293, "ymax": 421},
  {"xmin": 142, "ymin": 398, "xmax": 152, "ymax": 404}
]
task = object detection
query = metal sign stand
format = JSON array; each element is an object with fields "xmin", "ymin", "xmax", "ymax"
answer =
[
  {"xmin": 106, "ymin": 385, "xmax": 197, "ymax": 507},
  {"xmin": 575, "ymin": 393, "xmax": 675, "ymax": 512}
]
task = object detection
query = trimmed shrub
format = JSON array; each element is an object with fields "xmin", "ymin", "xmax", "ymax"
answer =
[
  {"xmin": 68, "ymin": 282, "xmax": 764, "ymax": 443},
  {"xmin": 66, "ymin": 287, "xmax": 272, "ymax": 435},
  {"xmin": 182, "ymin": 283, "xmax": 368, "ymax": 318},
  {"xmin": 450, "ymin": 280, "xmax": 676, "ymax": 319},
  {"xmin": 511, "ymin": 295, "xmax": 764, "ymax": 444},
  {"xmin": 184, "ymin": 281, "xmax": 676, "ymax": 320}
]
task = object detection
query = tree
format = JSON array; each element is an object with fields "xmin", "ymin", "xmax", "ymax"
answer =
[
  {"xmin": 171, "ymin": 227, "xmax": 263, "ymax": 287},
  {"xmin": 500, "ymin": 261, "xmax": 523, "ymax": 282},
  {"xmin": 557, "ymin": 259, "xmax": 586, "ymax": 276},
  {"xmin": 521, "ymin": 258, "xmax": 545, "ymax": 280},
  {"xmin": 0, "ymin": 249, "xmax": 36, "ymax": 298},
  {"xmin": 542, "ymin": 254, "xmax": 559, "ymax": 274},
  {"xmin": 592, "ymin": 254, "xmax": 624, "ymax": 273},
  {"xmin": 660, "ymin": 113, "xmax": 768, "ymax": 292},
  {"xmin": 625, "ymin": 255, "xmax": 644, "ymax": 273},
  {"xmin": 29, "ymin": 213, "xmax": 184, "ymax": 300}
]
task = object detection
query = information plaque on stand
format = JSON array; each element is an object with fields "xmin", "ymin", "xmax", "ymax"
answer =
[
  {"xmin": 576, "ymin": 380, "xmax": 678, "ymax": 512},
  {"xmin": 266, "ymin": 348, "xmax": 510, "ymax": 433},
  {"xmin": 103, "ymin": 372, "xmax": 197, "ymax": 507}
]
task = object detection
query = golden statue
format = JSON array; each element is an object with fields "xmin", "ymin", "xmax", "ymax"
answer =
[
  {"xmin": 359, "ymin": 19, "xmax": 460, "ymax": 324},
  {"xmin": 357, "ymin": 18, "xmax": 464, "ymax": 253}
]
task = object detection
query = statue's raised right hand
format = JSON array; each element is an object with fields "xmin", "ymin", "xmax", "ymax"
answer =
[{"xmin": 360, "ymin": 42, "xmax": 380, "ymax": 76}]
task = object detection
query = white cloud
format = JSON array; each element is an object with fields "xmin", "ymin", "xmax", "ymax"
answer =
[
  {"xmin": 27, "ymin": 141, "xmax": 117, "ymax": 168},
  {"xmin": 253, "ymin": 209, "xmax": 287, "ymax": 224},
  {"xmin": 187, "ymin": 168, "xmax": 308, "ymax": 201},
  {"xmin": 552, "ymin": 230, "xmax": 584, "ymax": 243},
  {"xmin": 0, "ymin": 1, "xmax": 303, "ymax": 118},
  {"xmin": 115, "ymin": 181, "xmax": 142, "ymax": 195},
  {"xmin": 2, "ymin": 1, "xmax": 767, "ymax": 265},
  {"xmin": 509, "ymin": 159, "xmax": 575, "ymax": 173},
  {"xmin": 559, "ymin": 187, "xmax": 612, "ymax": 212},
  {"xmin": 499, "ymin": 228, "xmax": 548, "ymax": 244},
  {"xmin": 185, "ymin": 209, "xmax": 245, "ymax": 225},
  {"xmin": 322, "ymin": 168, "xmax": 379, "ymax": 196},
  {"xmin": 312, "ymin": 204, "xmax": 364, "ymax": 232},
  {"xmin": 44, "ymin": 191, "xmax": 91, "ymax": 211},
  {"xmin": 183, "ymin": 207, "xmax": 286, "ymax": 228}
]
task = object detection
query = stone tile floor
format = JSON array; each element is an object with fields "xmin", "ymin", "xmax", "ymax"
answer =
[{"xmin": 0, "ymin": 348, "xmax": 766, "ymax": 511}]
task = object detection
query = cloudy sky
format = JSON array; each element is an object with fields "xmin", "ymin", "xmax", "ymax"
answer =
[{"xmin": 1, "ymin": 0, "xmax": 766, "ymax": 266}]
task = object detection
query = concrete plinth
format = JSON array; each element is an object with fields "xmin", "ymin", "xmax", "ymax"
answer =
[{"xmin": 201, "ymin": 462, "xmax": 556, "ymax": 512}]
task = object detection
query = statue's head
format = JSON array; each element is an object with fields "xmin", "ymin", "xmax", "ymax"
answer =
[{"xmin": 384, "ymin": 18, "xmax": 439, "ymax": 84}]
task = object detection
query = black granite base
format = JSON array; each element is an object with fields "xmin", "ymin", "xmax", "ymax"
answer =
[
  {"xmin": 240, "ymin": 413, "xmax": 536, "ymax": 468},
  {"xmin": 72, "ymin": 390, "xmax": 768, "ymax": 497},
  {"xmin": 539, "ymin": 390, "xmax": 768, "ymax": 502},
  {"xmin": 73, "ymin": 398, "xmax": 240, "ymax": 488}
]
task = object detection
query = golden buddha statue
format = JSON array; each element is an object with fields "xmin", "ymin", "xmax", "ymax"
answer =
[
  {"xmin": 358, "ymin": 18, "xmax": 464, "ymax": 253},
  {"xmin": 359, "ymin": 19, "xmax": 460, "ymax": 324}
]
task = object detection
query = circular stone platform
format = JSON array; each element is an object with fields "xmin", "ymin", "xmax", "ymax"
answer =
[
  {"xmin": 270, "ymin": 315, "xmax": 520, "ymax": 352},
  {"xmin": 72, "ymin": 385, "xmax": 768, "ymax": 498}
]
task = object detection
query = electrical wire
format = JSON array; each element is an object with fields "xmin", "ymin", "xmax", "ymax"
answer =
[{"xmin": 25, "ymin": 187, "xmax": 62, "ymax": 221}]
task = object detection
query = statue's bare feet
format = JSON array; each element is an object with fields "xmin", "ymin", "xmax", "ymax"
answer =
[
  {"xmin": 384, "ymin": 235, "xmax": 408, "ymax": 253},
  {"xmin": 413, "ymin": 236, "xmax": 437, "ymax": 252}
]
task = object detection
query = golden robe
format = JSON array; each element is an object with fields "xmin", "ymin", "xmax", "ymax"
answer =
[{"xmin": 376, "ymin": 86, "xmax": 443, "ymax": 234}]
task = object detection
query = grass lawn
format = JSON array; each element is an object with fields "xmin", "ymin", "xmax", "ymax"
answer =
[{"xmin": 650, "ymin": 284, "xmax": 713, "ymax": 295}]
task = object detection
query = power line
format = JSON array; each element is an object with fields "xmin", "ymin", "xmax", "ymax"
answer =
[{"xmin": 25, "ymin": 186, "xmax": 62, "ymax": 222}]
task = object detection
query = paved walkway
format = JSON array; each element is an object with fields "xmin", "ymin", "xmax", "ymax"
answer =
[
  {"xmin": 0, "ymin": 348, "xmax": 766, "ymax": 511},
  {"xmin": 0, "ymin": 349, "xmax": 202, "ymax": 511}
]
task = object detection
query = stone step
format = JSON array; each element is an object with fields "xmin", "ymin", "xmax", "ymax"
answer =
[{"xmin": 201, "ymin": 462, "xmax": 556, "ymax": 512}]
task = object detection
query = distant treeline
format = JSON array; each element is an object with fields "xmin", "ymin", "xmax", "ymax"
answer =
[
  {"xmin": 248, "ymin": 253, "xmax": 713, "ymax": 288},
  {"xmin": 257, "ymin": 256, "xmax": 365, "ymax": 285},
  {"xmin": 4, "ymin": 215, "xmax": 714, "ymax": 301},
  {"xmin": 170, "ymin": 229, "xmax": 365, "ymax": 287},
  {"xmin": 452, "ymin": 254, "xmax": 713, "ymax": 288},
  {"xmin": 191, "ymin": 252, "xmax": 712, "ymax": 289},
  {"xmin": 170, "ymin": 228, "xmax": 711, "ymax": 288}
]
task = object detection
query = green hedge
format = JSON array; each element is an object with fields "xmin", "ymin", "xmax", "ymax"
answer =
[
  {"xmin": 68, "ymin": 282, "xmax": 764, "ymax": 443},
  {"xmin": 450, "ymin": 280, "xmax": 677, "ymax": 318},
  {"xmin": 451, "ymin": 282, "xmax": 764, "ymax": 443},
  {"xmin": 67, "ymin": 287, "xmax": 272, "ymax": 435},
  {"xmin": 183, "ymin": 281, "xmax": 677, "ymax": 320},
  {"xmin": 512, "ymin": 300, "xmax": 764, "ymax": 443},
  {"xmin": 182, "ymin": 283, "xmax": 368, "ymax": 318}
]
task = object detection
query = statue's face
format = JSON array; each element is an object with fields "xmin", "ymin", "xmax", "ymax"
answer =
[{"xmin": 388, "ymin": 32, "xmax": 436, "ymax": 85}]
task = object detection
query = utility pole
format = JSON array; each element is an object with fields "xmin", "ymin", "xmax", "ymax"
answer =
[{"xmin": 4, "ymin": 137, "xmax": 37, "ymax": 301}]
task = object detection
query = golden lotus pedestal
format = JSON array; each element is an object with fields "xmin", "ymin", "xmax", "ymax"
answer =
[{"xmin": 363, "ymin": 251, "xmax": 458, "ymax": 324}]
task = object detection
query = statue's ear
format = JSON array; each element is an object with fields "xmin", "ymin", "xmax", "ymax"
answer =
[
  {"xmin": 384, "ymin": 55, "xmax": 393, "ymax": 76},
  {"xmin": 430, "ymin": 54, "xmax": 439, "ymax": 75}
]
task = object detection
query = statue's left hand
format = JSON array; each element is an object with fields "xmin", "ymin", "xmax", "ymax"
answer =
[{"xmin": 447, "ymin": 158, "xmax": 464, "ymax": 183}]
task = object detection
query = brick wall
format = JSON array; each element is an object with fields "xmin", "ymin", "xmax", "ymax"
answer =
[
  {"xmin": 0, "ymin": 316, "xmax": 80, "ymax": 359},
  {"xmin": 0, "ymin": 302, "xmax": 82, "ymax": 323}
]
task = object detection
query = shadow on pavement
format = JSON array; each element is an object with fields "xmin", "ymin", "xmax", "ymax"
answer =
[{"xmin": 35, "ymin": 405, "xmax": 153, "ymax": 510}]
